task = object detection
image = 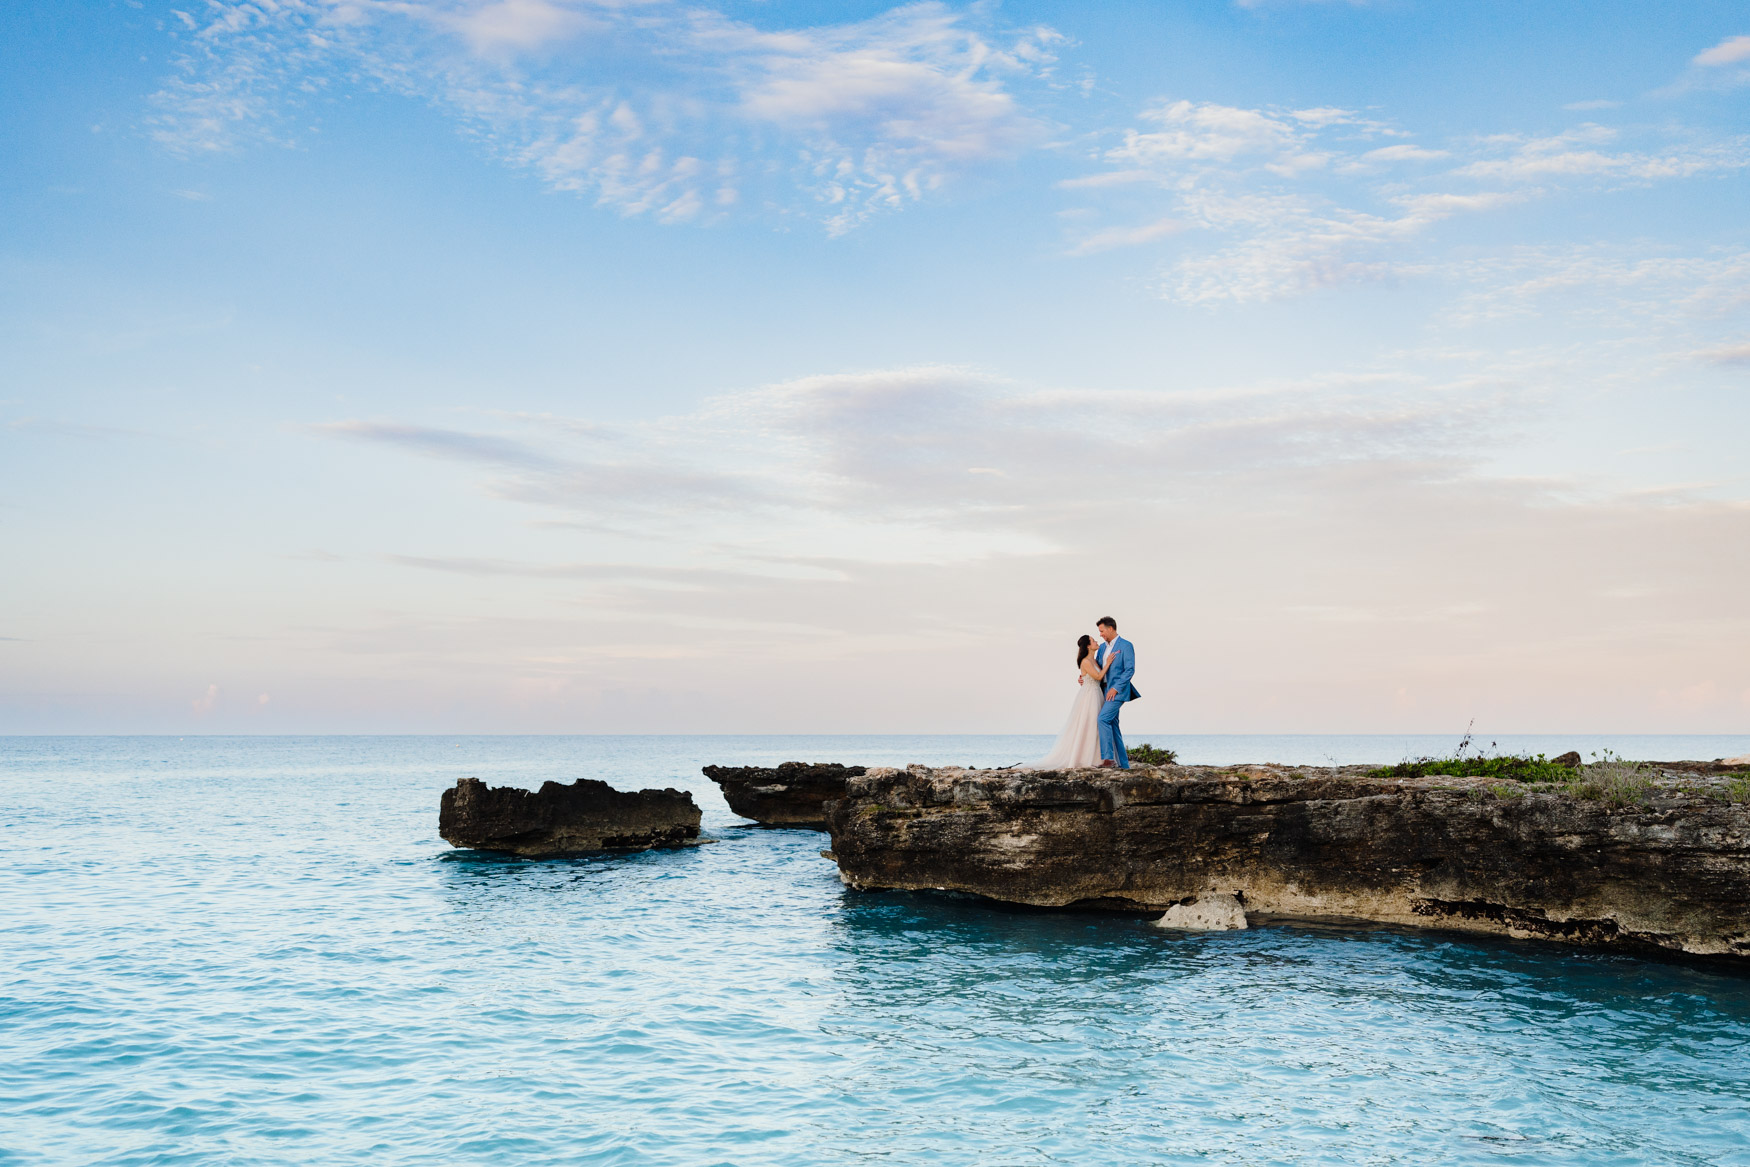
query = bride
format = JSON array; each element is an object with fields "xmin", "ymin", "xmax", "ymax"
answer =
[{"xmin": 1021, "ymin": 635, "xmax": 1112, "ymax": 770}]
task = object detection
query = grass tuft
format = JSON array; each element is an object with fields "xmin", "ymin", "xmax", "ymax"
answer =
[
  {"xmin": 1569, "ymin": 755, "xmax": 1657, "ymax": 807},
  {"xmin": 1127, "ymin": 743, "xmax": 1178, "ymax": 765}
]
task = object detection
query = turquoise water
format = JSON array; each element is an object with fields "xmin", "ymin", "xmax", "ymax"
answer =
[{"xmin": 3, "ymin": 735, "xmax": 1749, "ymax": 1166}]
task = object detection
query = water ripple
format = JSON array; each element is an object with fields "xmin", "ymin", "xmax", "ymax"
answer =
[{"xmin": 3, "ymin": 736, "xmax": 1748, "ymax": 1166}]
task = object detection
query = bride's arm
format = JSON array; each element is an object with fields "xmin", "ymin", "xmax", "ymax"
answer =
[{"xmin": 1084, "ymin": 655, "xmax": 1110, "ymax": 681}]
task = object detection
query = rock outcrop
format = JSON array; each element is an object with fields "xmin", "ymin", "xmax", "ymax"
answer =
[
  {"xmin": 1154, "ymin": 893, "xmax": 1248, "ymax": 932},
  {"xmin": 703, "ymin": 762, "xmax": 865, "ymax": 828},
  {"xmin": 439, "ymin": 777, "xmax": 700, "ymax": 857},
  {"xmin": 823, "ymin": 764, "xmax": 1750, "ymax": 959}
]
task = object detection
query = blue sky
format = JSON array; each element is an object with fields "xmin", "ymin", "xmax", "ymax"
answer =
[{"xmin": 3, "ymin": 0, "xmax": 1747, "ymax": 734}]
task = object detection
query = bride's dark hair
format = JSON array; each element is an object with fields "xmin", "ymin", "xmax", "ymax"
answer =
[{"xmin": 1076, "ymin": 634, "xmax": 1092, "ymax": 668}]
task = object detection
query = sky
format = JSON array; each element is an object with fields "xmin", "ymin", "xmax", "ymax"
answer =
[{"xmin": 2, "ymin": 0, "xmax": 1747, "ymax": 735}]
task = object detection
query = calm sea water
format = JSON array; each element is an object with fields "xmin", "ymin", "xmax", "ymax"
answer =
[{"xmin": 4, "ymin": 735, "xmax": 1749, "ymax": 1166}]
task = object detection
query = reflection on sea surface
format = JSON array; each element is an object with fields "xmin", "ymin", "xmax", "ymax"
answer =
[{"xmin": 3, "ymin": 736, "xmax": 1748, "ymax": 1166}]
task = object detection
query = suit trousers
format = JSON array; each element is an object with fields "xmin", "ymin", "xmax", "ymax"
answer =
[{"xmin": 1098, "ymin": 697, "xmax": 1128, "ymax": 769}]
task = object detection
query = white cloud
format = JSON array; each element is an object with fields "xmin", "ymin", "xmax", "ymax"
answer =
[
  {"xmin": 1062, "ymin": 96, "xmax": 1749, "ymax": 304},
  {"xmin": 1694, "ymin": 34, "xmax": 1750, "ymax": 67},
  {"xmin": 190, "ymin": 684, "xmax": 219, "ymax": 714},
  {"xmin": 1140, "ymin": 188, "xmax": 1525, "ymax": 305},
  {"xmin": 1444, "ymin": 246, "xmax": 1750, "ymax": 325},
  {"xmin": 1234, "ymin": 0, "xmax": 1376, "ymax": 8},
  {"xmin": 1458, "ymin": 125, "xmax": 1748, "ymax": 182},
  {"xmin": 1359, "ymin": 144, "xmax": 1449, "ymax": 164},
  {"xmin": 1288, "ymin": 106, "xmax": 1355, "ymax": 126},
  {"xmin": 312, "ymin": 421, "xmax": 563, "ymax": 469},
  {"xmin": 443, "ymin": 0, "xmax": 599, "ymax": 53},
  {"xmin": 147, "ymin": 0, "xmax": 1060, "ymax": 230},
  {"xmin": 1108, "ymin": 100, "xmax": 1311, "ymax": 168},
  {"xmin": 1066, "ymin": 216, "xmax": 1184, "ymax": 255},
  {"xmin": 1695, "ymin": 343, "xmax": 1750, "ymax": 366},
  {"xmin": 1661, "ymin": 33, "xmax": 1750, "ymax": 94}
]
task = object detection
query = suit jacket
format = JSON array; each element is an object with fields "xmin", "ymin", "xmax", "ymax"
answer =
[{"xmin": 1098, "ymin": 637, "xmax": 1139, "ymax": 702}]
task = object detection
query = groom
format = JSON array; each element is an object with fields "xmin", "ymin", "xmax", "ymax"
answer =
[{"xmin": 1094, "ymin": 617, "xmax": 1139, "ymax": 769}]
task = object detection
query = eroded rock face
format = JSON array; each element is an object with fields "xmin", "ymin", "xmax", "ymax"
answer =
[
  {"xmin": 824, "ymin": 764, "xmax": 1750, "ymax": 959},
  {"xmin": 439, "ymin": 777, "xmax": 700, "ymax": 857},
  {"xmin": 703, "ymin": 762, "xmax": 866, "ymax": 828}
]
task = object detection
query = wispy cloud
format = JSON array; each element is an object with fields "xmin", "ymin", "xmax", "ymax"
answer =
[
  {"xmin": 1696, "ymin": 342, "xmax": 1750, "ymax": 366},
  {"xmin": 1059, "ymin": 97, "xmax": 1749, "ymax": 305},
  {"xmin": 295, "ymin": 360, "xmax": 1750, "ymax": 731},
  {"xmin": 148, "ymin": 0, "xmax": 1062, "ymax": 231},
  {"xmin": 1456, "ymin": 124, "xmax": 1746, "ymax": 182},
  {"xmin": 1442, "ymin": 246, "xmax": 1750, "ymax": 326},
  {"xmin": 1656, "ymin": 32, "xmax": 1750, "ymax": 95},
  {"xmin": 311, "ymin": 421, "xmax": 561, "ymax": 469},
  {"xmin": 313, "ymin": 364, "xmax": 1527, "ymax": 570},
  {"xmin": 1353, "ymin": 143, "xmax": 1449, "ymax": 166},
  {"xmin": 1066, "ymin": 215, "xmax": 1183, "ymax": 255},
  {"xmin": 1694, "ymin": 34, "xmax": 1750, "ymax": 68}
]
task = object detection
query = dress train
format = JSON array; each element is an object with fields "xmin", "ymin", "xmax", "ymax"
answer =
[{"xmin": 1022, "ymin": 675, "xmax": 1105, "ymax": 770}]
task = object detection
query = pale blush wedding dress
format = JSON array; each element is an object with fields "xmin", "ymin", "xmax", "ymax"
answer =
[{"xmin": 1023, "ymin": 669, "xmax": 1106, "ymax": 770}]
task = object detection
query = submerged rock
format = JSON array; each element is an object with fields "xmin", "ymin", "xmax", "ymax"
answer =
[
  {"xmin": 703, "ymin": 762, "xmax": 865, "ymax": 828},
  {"xmin": 824, "ymin": 764, "xmax": 1750, "ymax": 959},
  {"xmin": 439, "ymin": 777, "xmax": 700, "ymax": 857}
]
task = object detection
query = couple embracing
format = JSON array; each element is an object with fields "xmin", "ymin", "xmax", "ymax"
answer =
[{"xmin": 1025, "ymin": 617, "xmax": 1140, "ymax": 771}]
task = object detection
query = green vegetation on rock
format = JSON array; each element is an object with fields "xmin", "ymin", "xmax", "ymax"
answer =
[
  {"xmin": 1127, "ymin": 743, "xmax": 1178, "ymax": 765},
  {"xmin": 1563, "ymin": 762, "xmax": 1657, "ymax": 807},
  {"xmin": 1371, "ymin": 754, "xmax": 1578, "ymax": 783}
]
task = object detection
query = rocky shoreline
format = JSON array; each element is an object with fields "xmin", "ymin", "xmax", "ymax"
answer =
[
  {"xmin": 820, "ymin": 762, "xmax": 1750, "ymax": 960},
  {"xmin": 432, "ymin": 758, "xmax": 1750, "ymax": 960}
]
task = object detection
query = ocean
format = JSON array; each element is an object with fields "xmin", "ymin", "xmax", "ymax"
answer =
[{"xmin": 3, "ymin": 734, "xmax": 1748, "ymax": 1165}]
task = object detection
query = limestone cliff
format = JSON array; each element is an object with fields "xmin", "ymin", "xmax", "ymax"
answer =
[{"xmin": 823, "ymin": 764, "xmax": 1750, "ymax": 959}]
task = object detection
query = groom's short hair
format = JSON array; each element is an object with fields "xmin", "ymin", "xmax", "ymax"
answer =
[{"xmin": 1097, "ymin": 616, "xmax": 1117, "ymax": 630}]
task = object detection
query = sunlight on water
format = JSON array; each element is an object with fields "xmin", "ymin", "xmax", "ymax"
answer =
[{"xmin": 3, "ymin": 737, "xmax": 1748, "ymax": 1165}]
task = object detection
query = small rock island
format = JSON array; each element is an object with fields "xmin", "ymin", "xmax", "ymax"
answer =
[
  {"xmin": 820, "ymin": 763, "xmax": 1750, "ymax": 960},
  {"xmin": 439, "ymin": 777, "xmax": 700, "ymax": 857}
]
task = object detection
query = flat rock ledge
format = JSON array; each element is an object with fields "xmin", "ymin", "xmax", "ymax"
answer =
[
  {"xmin": 823, "ymin": 764, "xmax": 1750, "ymax": 959},
  {"xmin": 439, "ymin": 777, "xmax": 700, "ymax": 858},
  {"xmin": 703, "ymin": 762, "xmax": 865, "ymax": 828}
]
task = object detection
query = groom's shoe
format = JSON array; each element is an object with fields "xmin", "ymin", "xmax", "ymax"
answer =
[{"xmin": 1098, "ymin": 759, "xmax": 1117, "ymax": 768}]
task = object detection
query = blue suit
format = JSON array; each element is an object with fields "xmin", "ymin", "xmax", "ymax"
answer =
[{"xmin": 1096, "ymin": 637, "xmax": 1139, "ymax": 768}]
